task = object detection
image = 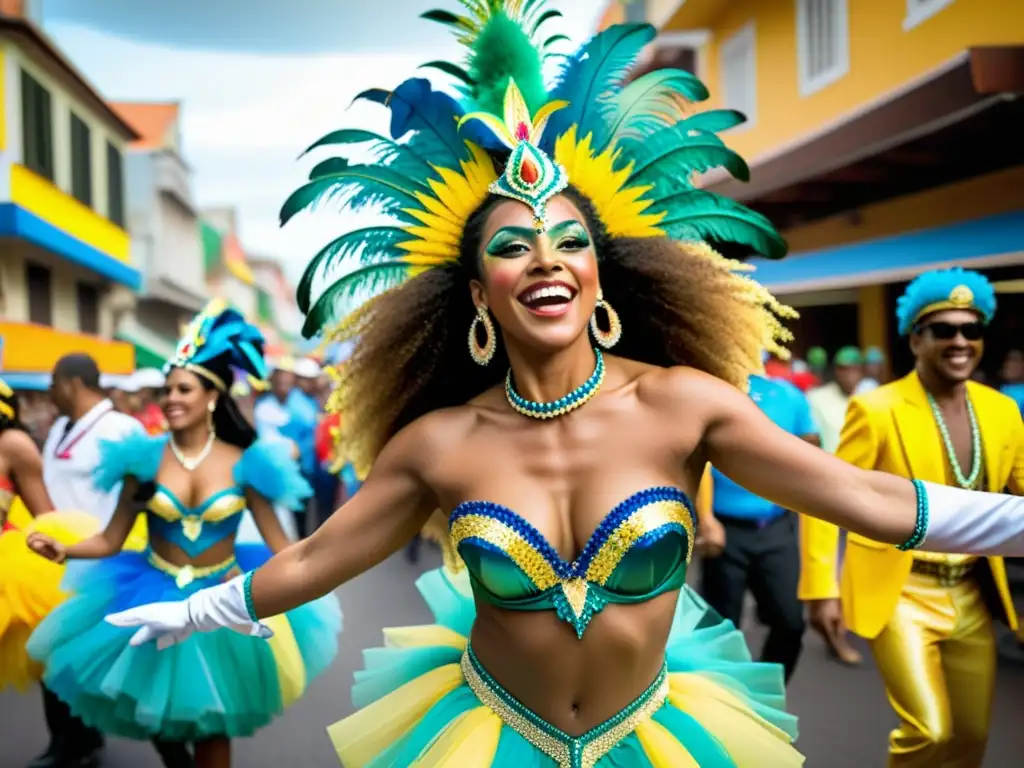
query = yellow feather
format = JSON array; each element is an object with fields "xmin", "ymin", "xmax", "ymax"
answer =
[{"xmin": 397, "ymin": 239, "xmax": 460, "ymax": 258}]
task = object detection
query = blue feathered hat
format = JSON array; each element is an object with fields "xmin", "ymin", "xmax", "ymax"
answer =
[
  {"xmin": 896, "ymin": 267, "xmax": 996, "ymax": 336},
  {"xmin": 165, "ymin": 299, "xmax": 268, "ymax": 391}
]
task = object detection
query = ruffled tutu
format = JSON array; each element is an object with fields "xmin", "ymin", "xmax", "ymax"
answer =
[
  {"xmin": 329, "ymin": 569, "xmax": 803, "ymax": 767},
  {"xmin": 0, "ymin": 509, "xmax": 100, "ymax": 691},
  {"xmin": 28, "ymin": 544, "xmax": 342, "ymax": 741}
]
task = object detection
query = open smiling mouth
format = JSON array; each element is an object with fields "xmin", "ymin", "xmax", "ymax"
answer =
[{"xmin": 516, "ymin": 282, "xmax": 578, "ymax": 316}]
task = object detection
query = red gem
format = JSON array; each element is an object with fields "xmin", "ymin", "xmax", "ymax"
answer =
[
  {"xmin": 515, "ymin": 122, "xmax": 530, "ymax": 141},
  {"xmin": 519, "ymin": 156, "xmax": 540, "ymax": 185}
]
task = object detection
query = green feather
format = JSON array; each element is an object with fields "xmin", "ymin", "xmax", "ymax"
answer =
[
  {"xmin": 302, "ymin": 261, "xmax": 410, "ymax": 338},
  {"xmin": 420, "ymin": 60, "xmax": 476, "ymax": 87},
  {"xmin": 652, "ymin": 190, "xmax": 787, "ymax": 260},
  {"xmin": 602, "ymin": 70, "xmax": 710, "ymax": 150},
  {"xmin": 296, "ymin": 226, "xmax": 412, "ymax": 312},
  {"xmin": 467, "ymin": 11, "xmax": 547, "ymax": 115},
  {"xmin": 530, "ymin": 9, "xmax": 561, "ymax": 37},
  {"xmin": 308, "ymin": 157, "xmax": 349, "ymax": 180},
  {"xmin": 674, "ymin": 109, "xmax": 746, "ymax": 135},
  {"xmin": 542, "ymin": 34, "xmax": 570, "ymax": 49},
  {"xmin": 625, "ymin": 127, "xmax": 750, "ymax": 196},
  {"xmin": 420, "ymin": 9, "xmax": 467, "ymax": 29},
  {"xmin": 280, "ymin": 166, "xmax": 425, "ymax": 226},
  {"xmin": 299, "ymin": 128, "xmax": 437, "ymax": 179}
]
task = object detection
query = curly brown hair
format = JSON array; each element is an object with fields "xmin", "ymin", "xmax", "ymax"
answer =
[{"xmin": 330, "ymin": 187, "xmax": 793, "ymax": 475}]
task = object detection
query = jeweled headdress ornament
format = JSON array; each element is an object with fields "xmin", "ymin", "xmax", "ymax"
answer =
[
  {"xmin": 286, "ymin": 0, "xmax": 791, "ymax": 345},
  {"xmin": 896, "ymin": 267, "xmax": 997, "ymax": 336},
  {"xmin": 166, "ymin": 300, "xmax": 269, "ymax": 391}
]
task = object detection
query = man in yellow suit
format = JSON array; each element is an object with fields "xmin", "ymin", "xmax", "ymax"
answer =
[{"xmin": 799, "ymin": 267, "xmax": 1024, "ymax": 767}]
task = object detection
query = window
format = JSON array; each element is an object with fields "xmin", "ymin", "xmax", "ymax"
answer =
[
  {"xmin": 70, "ymin": 112, "xmax": 93, "ymax": 207},
  {"xmin": 76, "ymin": 282, "xmax": 100, "ymax": 334},
  {"xmin": 719, "ymin": 22, "xmax": 757, "ymax": 127},
  {"xmin": 904, "ymin": 0, "xmax": 956, "ymax": 30},
  {"xmin": 796, "ymin": 0, "xmax": 849, "ymax": 96},
  {"xmin": 26, "ymin": 262, "xmax": 52, "ymax": 325},
  {"xmin": 106, "ymin": 141, "xmax": 125, "ymax": 227},
  {"xmin": 21, "ymin": 69, "xmax": 53, "ymax": 180}
]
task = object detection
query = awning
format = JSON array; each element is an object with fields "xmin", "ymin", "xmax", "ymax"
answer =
[
  {"xmin": 116, "ymin": 322, "xmax": 177, "ymax": 369},
  {"xmin": 0, "ymin": 321, "xmax": 135, "ymax": 389},
  {"xmin": 749, "ymin": 210, "xmax": 1024, "ymax": 294}
]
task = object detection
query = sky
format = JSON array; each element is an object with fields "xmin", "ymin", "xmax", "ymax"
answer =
[{"xmin": 39, "ymin": 1, "xmax": 610, "ymax": 285}]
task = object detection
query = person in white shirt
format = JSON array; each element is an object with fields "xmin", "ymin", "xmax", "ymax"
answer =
[{"xmin": 31, "ymin": 354, "xmax": 147, "ymax": 768}]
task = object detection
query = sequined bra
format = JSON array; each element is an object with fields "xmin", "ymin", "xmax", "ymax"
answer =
[
  {"xmin": 449, "ymin": 486, "xmax": 695, "ymax": 637},
  {"xmin": 147, "ymin": 484, "xmax": 247, "ymax": 557}
]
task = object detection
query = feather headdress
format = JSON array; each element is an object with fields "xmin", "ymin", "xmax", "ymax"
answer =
[
  {"xmin": 286, "ymin": 0, "xmax": 790, "ymax": 346},
  {"xmin": 167, "ymin": 300, "xmax": 268, "ymax": 391}
]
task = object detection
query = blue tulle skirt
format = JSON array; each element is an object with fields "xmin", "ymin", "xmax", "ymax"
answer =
[
  {"xmin": 328, "ymin": 569, "xmax": 803, "ymax": 766},
  {"xmin": 27, "ymin": 545, "xmax": 342, "ymax": 742}
]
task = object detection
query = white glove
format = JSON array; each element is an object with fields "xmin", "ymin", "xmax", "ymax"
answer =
[
  {"xmin": 105, "ymin": 573, "xmax": 273, "ymax": 650},
  {"xmin": 918, "ymin": 480, "xmax": 1024, "ymax": 556}
]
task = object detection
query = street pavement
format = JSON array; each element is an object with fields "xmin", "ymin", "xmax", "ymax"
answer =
[{"xmin": 2, "ymin": 546, "xmax": 1023, "ymax": 767}]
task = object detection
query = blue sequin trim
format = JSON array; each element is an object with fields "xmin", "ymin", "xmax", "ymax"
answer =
[
  {"xmin": 242, "ymin": 570, "xmax": 258, "ymax": 622},
  {"xmin": 896, "ymin": 479, "xmax": 929, "ymax": 551},
  {"xmin": 450, "ymin": 486, "xmax": 694, "ymax": 580}
]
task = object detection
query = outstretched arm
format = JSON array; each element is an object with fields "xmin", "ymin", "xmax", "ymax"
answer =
[
  {"xmin": 246, "ymin": 428, "xmax": 436, "ymax": 617},
  {"xmin": 106, "ymin": 419, "xmax": 439, "ymax": 645},
  {"xmin": 693, "ymin": 373, "xmax": 1024, "ymax": 555}
]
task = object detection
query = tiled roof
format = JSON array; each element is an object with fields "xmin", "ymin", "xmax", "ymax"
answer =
[{"xmin": 109, "ymin": 101, "xmax": 179, "ymax": 149}]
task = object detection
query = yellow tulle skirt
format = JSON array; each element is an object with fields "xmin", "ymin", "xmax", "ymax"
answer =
[
  {"xmin": 0, "ymin": 501, "xmax": 147, "ymax": 691},
  {"xmin": 329, "ymin": 568, "xmax": 804, "ymax": 767}
]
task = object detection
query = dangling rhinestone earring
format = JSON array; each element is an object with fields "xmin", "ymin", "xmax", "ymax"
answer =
[
  {"xmin": 468, "ymin": 305, "xmax": 496, "ymax": 366},
  {"xmin": 590, "ymin": 288, "xmax": 622, "ymax": 349},
  {"xmin": 206, "ymin": 400, "xmax": 216, "ymax": 432}
]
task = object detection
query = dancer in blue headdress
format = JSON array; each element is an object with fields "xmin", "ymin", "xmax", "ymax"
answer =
[{"xmin": 26, "ymin": 300, "xmax": 342, "ymax": 768}]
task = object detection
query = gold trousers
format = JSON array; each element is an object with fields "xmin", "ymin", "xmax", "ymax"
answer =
[{"xmin": 868, "ymin": 572, "xmax": 996, "ymax": 768}]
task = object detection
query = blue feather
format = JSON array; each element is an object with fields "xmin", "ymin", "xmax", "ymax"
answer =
[
  {"xmin": 93, "ymin": 434, "xmax": 168, "ymax": 491},
  {"xmin": 355, "ymin": 78, "xmax": 469, "ymax": 166},
  {"xmin": 235, "ymin": 440, "xmax": 312, "ymax": 510}
]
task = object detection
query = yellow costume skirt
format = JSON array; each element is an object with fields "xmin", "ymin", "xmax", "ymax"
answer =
[
  {"xmin": 328, "ymin": 569, "xmax": 803, "ymax": 767},
  {"xmin": 0, "ymin": 503, "xmax": 102, "ymax": 691}
]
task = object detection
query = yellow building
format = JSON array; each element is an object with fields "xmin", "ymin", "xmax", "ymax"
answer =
[
  {"xmin": 605, "ymin": 0, "xmax": 1024, "ymax": 375},
  {"xmin": 0, "ymin": 7, "xmax": 140, "ymax": 390}
]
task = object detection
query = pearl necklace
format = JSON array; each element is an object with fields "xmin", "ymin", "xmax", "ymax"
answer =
[
  {"xmin": 170, "ymin": 430, "xmax": 215, "ymax": 472},
  {"xmin": 505, "ymin": 349, "xmax": 605, "ymax": 420},
  {"xmin": 925, "ymin": 391, "xmax": 982, "ymax": 489}
]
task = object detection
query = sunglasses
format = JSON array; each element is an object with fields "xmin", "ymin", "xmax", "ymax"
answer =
[{"xmin": 915, "ymin": 321, "xmax": 984, "ymax": 341}]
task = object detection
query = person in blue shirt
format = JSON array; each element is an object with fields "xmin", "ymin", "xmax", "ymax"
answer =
[
  {"xmin": 999, "ymin": 349, "xmax": 1024, "ymax": 413},
  {"xmin": 697, "ymin": 373, "xmax": 820, "ymax": 683}
]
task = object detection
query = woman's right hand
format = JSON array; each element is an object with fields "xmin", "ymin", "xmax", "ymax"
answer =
[{"xmin": 26, "ymin": 531, "xmax": 67, "ymax": 563}]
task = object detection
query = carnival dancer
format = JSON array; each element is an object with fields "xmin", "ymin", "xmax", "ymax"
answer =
[
  {"xmin": 30, "ymin": 354, "xmax": 149, "ymax": 768},
  {"xmin": 27, "ymin": 302, "xmax": 341, "ymax": 768},
  {"xmin": 102, "ymin": 5, "xmax": 1024, "ymax": 767},
  {"xmin": 0, "ymin": 377, "xmax": 100, "ymax": 696},
  {"xmin": 801, "ymin": 268, "xmax": 1024, "ymax": 767}
]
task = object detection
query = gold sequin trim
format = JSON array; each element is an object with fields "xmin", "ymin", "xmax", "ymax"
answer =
[
  {"xmin": 148, "ymin": 492, "xmax": 183, "ymax": 522},
  {"xmin": 449, "ymin": 514, "xmax": 560, "ymax": 590},
  {"xmin": 147, "ymin": 550, "xmax": 238, "ymax": 589},
  {"xmin": 200, "ymin": 495, "xmax": 246, "ymax": 523},
  {"xmin": 461, "ymin": 651, "xmax": 669, "ymax": 768},
  {"xmin": 585, "ymin": 501, "xmax": 694, "ymax": 585}
]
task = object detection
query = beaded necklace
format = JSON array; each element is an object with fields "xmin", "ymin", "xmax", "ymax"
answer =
[
  {"xmin": 925, "ymin": 390, "xmax": 982, "ymax": 489},
  {"xmin": 505, "ymin": 349, "xmax": 604, "ymax": 420}
]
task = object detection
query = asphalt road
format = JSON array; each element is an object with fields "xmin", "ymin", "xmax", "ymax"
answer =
[{"xmin": 2, "ymin": 547, "xmax": 1023, "ymax": 767}]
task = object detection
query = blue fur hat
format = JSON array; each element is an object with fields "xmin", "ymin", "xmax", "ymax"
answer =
[
  {"xmin": 896, "ymin": 267, "xmax": 996, "ymax": 336},
  {"xmin": 165, "ymin": 299, "xmax": 268, "ymax": 391}
]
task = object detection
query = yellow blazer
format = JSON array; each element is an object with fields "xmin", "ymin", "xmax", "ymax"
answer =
[{"xmin": 798, "ymin": 372, "xmax": 1024, "ymax": 639}]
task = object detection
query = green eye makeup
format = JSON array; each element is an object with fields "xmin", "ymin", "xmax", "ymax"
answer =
[{"xmin": 483, "ymin": 220, "xmax": 590, "ymax": 258}]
